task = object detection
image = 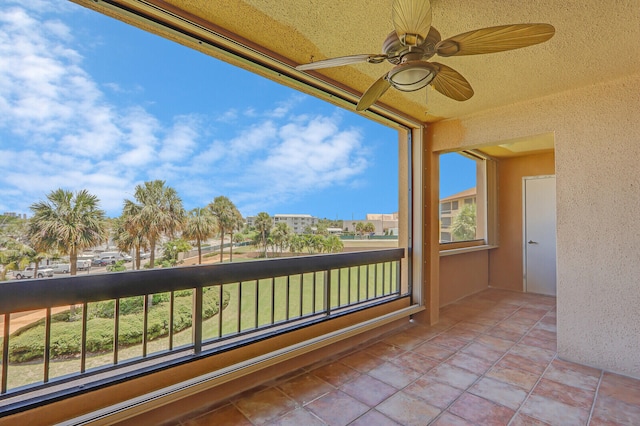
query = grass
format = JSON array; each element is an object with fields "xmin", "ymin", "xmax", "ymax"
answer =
[{"xmin": 1, "ymin": 261, "xmax": 397, "ymax": 391}]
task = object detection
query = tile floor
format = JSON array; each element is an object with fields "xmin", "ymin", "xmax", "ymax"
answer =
[{"xmin": 172, "ymin": 289, "xmax": 640, "ymax": 425}]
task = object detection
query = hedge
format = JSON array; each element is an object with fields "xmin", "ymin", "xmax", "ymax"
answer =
[{"xmin": 3, "ymin": 289, "xmax": 230, "ymax": 363}]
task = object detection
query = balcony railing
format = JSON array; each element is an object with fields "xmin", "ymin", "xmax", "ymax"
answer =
[{"xmin": 0, "ymin": 248, "xmax": 405, "ymax": 414}]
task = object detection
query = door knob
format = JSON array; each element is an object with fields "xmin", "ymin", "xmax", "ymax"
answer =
[{"xmin": 528, "ymin": 240, "xmax": 538, "ymax": 244}]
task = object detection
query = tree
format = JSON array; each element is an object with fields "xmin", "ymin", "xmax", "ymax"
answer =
[
  {"xmin": 233, "ymin": 232, "xmax": 245, "ymax": 245},
  {"xmin": 323, "ymin": 235, "xmax": 344, "ymax": 253},
  {"xmin": 112, "ymin": 216, "xmax": 149, "ymax": 270},
  {"xmin": 363, "ymin": 222, "xmax": 376, "ymax": 236},
  {"xmin": 303, "ymin": 234, "xmax": 324, "ymax": 254},
  {"xmin": 22, "ymin": 245, "xmax": 49, "ymax": 279},
  {"xmin": 452, "ymin": 203, "xmax": 477, "ymax": 241},
  {"xmin": 28, "ymin": 189, "xmax": 107, "ymax": 275},
  {"xmin": 106, "ymin": 260, "xmax": 127, "ymax": 272},
  {"xmin": 161, "ymin": 238, "xmax": 192, "ymax": 266},
  {"xmin": 183, "ymin": 207, "xmax": 217, "ymax": 265},
  {"xmin": 0, "ymin": 238, "xmax": 31, "ymax": 280},
  {"xmin": 354, "ymin": 221, "xmax": 375, "ymax": 238},
  {"xmin": 123, "ymin": 180, "xmax": 186, "ymax": 269},
  {"xmin": 318, "ymin": 218, "xmax": 342, "ymax": 229},
  {"xmin": 253, "ymin": 212, "xmax": 272, "ymax": 258},
  {"xmin": 209, "ymin": 196, "xmax": 243, "ymax": 263},
  {"xmin": 271, "ymin": 222, "xmax": 291, "ymax": 255},
  {"xmin": 288, "ymin": 234, "xmax": 304, "ymax": 255},
  {"xmin": 227, "ymin": 208, "xmax": 244, "ymax": 263},
  {"xmin": 315, "ymin": 222, "xmax": 329, "ymax": 236}
]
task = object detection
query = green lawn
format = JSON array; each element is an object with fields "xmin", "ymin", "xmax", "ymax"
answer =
[{"xmin": 1, "ymin": 262, "xmax": 397, "ymax": 390}]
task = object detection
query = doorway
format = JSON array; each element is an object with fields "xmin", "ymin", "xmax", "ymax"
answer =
[{"xmin": 523, "ymin": 175, "xmax": 557, "ymax": 296}]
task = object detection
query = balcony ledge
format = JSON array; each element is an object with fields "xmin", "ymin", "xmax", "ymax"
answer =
[{"xmin": 439, "ymin": 244, "xmax": 498, "ymax": 257}]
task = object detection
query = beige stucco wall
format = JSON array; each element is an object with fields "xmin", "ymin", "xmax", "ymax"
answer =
[
  {"xmin": 489, "ymin": 152, "xmax": 555, "ymax": 291},
  {"xmin": 440, "ymin": 250, "xmax": 489, "ymax": 306},
  {"xmin": 430, "ymin": 73, "xmax": 640, "ymax": 378}
]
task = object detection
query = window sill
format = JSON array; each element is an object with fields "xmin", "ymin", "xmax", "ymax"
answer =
[{"xmin": 439, "ymin": 244, "xmax": 498, "ymax": 257}]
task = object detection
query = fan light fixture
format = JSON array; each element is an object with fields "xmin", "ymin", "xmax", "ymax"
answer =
[{"xmin": 388, "ymin": 61, "xmax": 436, "ymax": 92}]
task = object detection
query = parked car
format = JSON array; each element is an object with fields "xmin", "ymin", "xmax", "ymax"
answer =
[
  {"xmin": 99, "ymin": 252, "xmax": 133, "ymax": 262},
  {"xmin": 77, "ymin": 259, "xmax": 92, "ymax": 270},
  {"xmin": 51, "ymin": 263, "xmax": 70, "ymax": 274},
  {"xmin": 91, "ymin": 258, "xmax": 110, "ymax": 267},
  {"xmin": 14, "ymin": 267, "xmax": 54, "ymax": 279}
]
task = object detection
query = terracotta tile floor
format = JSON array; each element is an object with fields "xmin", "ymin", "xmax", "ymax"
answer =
[{"xmin": 173, "ymin": 289, "xmax": 640, "ymax": 425}]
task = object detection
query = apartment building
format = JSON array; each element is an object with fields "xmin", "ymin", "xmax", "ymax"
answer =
[
  {"xmin": 343, "ymin": 212, "xmax": 399, "ymax": 236},
  {"xmin": 246, "ymin": 214, "xmax": 319, "ymax": 234},
  {"xmin": 439, "ymin": 187, "xmax": 477, "ymax": 242}
]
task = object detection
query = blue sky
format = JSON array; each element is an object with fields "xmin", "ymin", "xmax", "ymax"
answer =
[{"xmin": 0, "ymin": 1, "xmax": 472, "ymax": 220}]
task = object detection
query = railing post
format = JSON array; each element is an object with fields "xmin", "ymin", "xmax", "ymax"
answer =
[
  {"xmin": 2, "ymin": 313, "xmax": 9, "ymax": 394},
  {"xmin": 114, "ymin": 299, "xmax": 120, "ymax": 364},
  {"xmin": 337, "ymin": 268, "xmax": 342, "ymax": 308},
  {"xmin": 270, "ymin": 278, "xmax": 275, "ymax": 325},
  {"xmin": 325, "ymin": 269, "xmax": 331, "ymax": 316},
  {"xmin": 254, "ymin": 280, "xmax": 259, "ymax": 329},
  {"xmin": 169, "ymin": 291, "xmax": 175, "ymax": 350},
  {"xmin": 142, "ymin": 295, "xmax": 149, "ymax": 358},
  {"xmin": 81, "ymin": 302, "xmax": 88, "ymax": 373},
  {"xmin": 312, "ymin": 273, "xmax": 317, "ymax": 314},
  {"xmin": 217, "ymin": 285, "xmax": 224, "ymax": 338},
  {"xmin": 237, "ymin": 283, "xmax": 243, "ymax": 333},
  {"xmin": 396, "ymin": 260, "xmax": 401, "ymax": 294},
  {"xmin": 285, "ymin": 275, "xmax": 290, "ymax": 321},
  {"xmin": 44, "ymin": 307, "xmax": 51, "ymax": 383},
  {"xmin": 193, "ymin": 287, "xmax": 203, "ymax": 354},
  {"xmin": 383, "ymin": 262, "xmax": 387, "ymax": 295}
]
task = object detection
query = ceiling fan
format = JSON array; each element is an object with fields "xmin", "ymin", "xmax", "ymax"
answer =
[{"xmin": 296, "ymin": 0, "xmax": 555, "ymax": 111}]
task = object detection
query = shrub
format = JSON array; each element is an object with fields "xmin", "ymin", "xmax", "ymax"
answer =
[{"xmin": 6, "ymin": 289, "xmax": 230, "ymax": 363}]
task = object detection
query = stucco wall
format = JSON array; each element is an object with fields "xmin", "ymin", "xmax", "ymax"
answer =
[
  {"xmin": 489, "ymin": 152, "xmax": 555, "ymax": 291},
  {"xmin": 430, "ymin": 73, "xmax": 640, "ymax": 378},
  {"xmin": 440, "ymin": 250, "xmax": 489, "ymax": 306}
]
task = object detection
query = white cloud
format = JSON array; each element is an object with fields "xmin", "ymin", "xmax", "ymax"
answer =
[
  {"xmin": 227, "ymin": 114, "xmax": 368, "ymax": 214},
  {"xmin": 228, "ymin": 121, "xmax": 278, "ymax": 156},
  {"xmin": 159, "ymin": 115, "xmax": 199, "ymax": 162},
  {"xmin": 215, "ymin": 108, "xmax": 238, "ymax": 123},
  {"xmin": 0, "ymin": 4, "xmax": 377, "ymax": 218}
]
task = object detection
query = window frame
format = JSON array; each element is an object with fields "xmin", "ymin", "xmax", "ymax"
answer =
[{"xmin": 439, "ymin": 150, "xmax": 497, "ymax": 252}]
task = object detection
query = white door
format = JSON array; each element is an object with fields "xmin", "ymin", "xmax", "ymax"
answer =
[{"xmin": 523, "ymin": 176, "xmax": 557, "ymax": 296}]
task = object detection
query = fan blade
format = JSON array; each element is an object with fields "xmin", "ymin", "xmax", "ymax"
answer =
[
  {"xmin": 356, "ymin": 73, "xmax": 392, "ymax": 111},
  {"xmin": 430, "ymin": 63, "xmax": 474, "ymax": 101},
  {"xmin": 437, "ymin": 23, "xmax": 555, "ymax": 57},
  {"xmin": 392, "ymin": 0, "xmax": 433, "ymax": 46},
  {"xmin": 296, "ymin": 54, "xmax": 387, "ymax": 71}
]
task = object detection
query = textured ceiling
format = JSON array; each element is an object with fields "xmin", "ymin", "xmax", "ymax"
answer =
[{"xmin": 83, "ymin": 0, "xmax": 640, "ymax": 125}]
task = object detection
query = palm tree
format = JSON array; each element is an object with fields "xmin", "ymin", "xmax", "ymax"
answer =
[
  {"xmin": 227, "ymin": 209, "xmax": 244, "ymax": 263},
  {"xmin": 288, "ymin": 234, "xmax": 304, "ymax": 255},
  {"xmin": 183, "ymin": 207, "xmax": 217, "ymax": 265},
  {"xmin": 253, "ymin": 212, "xmax": 272, "ymax": 258},
  {"xmin": 28, "ymin": 189, "xmax": 107, "ymax": 275},
  {"xmin": 323, "ymin": 235, "xmax": 344, "ymax": 253},
  {"xmin": 112, "ymin": 216, "xmax": 149, "ymax": 270},
  {"xmin": 122, "ymin": 180, "xmax": 186, "ymax": 269},
  {"xmin": 23, "ymin": 244, "xmax": 49, "ymax": 278},
  {"xmin": 271, "ymin": 222, "xmax": 291, "ymax": 255},
  {"xmin": 208, "ymin": 196, "xmax": 242, "ymax": 263}
]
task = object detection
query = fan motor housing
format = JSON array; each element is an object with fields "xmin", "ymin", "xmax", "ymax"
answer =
[{"xmin": 382, "ymin": 27, "xmax": 441, "ymax": 64}]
